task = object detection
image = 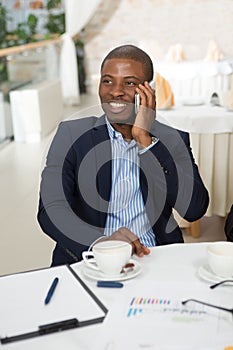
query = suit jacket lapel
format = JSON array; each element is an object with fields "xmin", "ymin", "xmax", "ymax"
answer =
[{"xmin": 92, "ymin": 116, "xmax": 112, "ymax": 228}]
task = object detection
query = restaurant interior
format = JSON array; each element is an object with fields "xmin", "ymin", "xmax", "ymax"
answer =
[
  {"xmin": 0, "ymin": 1, "xmax": 233, "ymax": 349},
  {"xmin": 0, "ymin": 0, "xmax": 232, "ymax": 276}
]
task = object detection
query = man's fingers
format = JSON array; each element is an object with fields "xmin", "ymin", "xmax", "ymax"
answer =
[
  {"xmin": 132, "ymin": 239, "xmax": 150, "ymax": 257},
  {"xmin": 142, "ymin": 246, "xmax": 150, "ymax": 255},
  {"xmin": 102, "ymin": 227, "xmax": 151, "ymax": 257}
]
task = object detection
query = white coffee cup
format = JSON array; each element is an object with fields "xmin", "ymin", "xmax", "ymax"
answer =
[
  {"xmin": 82, "ymin": 240, "xmax": 132, "ymax": 276},
  {"xmin": 207, "ymin": 242, "xmax": 233, "ymax": 278}
]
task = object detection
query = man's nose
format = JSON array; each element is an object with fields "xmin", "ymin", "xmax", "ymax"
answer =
[{"xmin": 110, "ymin": 83, "xmax": 125, "ymax": 97}]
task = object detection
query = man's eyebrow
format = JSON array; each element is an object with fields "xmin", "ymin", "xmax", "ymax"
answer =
[
  {"xmin": 101, "ymin": 74, "xmax": 113, "ymax": 79},
  {"xmin": 124, "ymin": 76, "xmax": 141, "ymax": 81},
  {"xmin": 101, "ymin": 74, "xmax": 140, "ymax": 81}
]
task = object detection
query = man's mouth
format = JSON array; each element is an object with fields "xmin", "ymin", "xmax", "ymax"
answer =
[
  {"xmin": 109, "ymin": 102, "xmax": 126, "ymax": 108},
  {"xmin": 108, "ymin": 101, "xmax": 127, "ymax": 113},
  {"xmin": 101, "ymin": 101, "xmax": 135, "ymax": 121}
]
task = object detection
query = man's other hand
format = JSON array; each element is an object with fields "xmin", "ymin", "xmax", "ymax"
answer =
[{"xmin": 102, "ymin": 227, "xmax": 150, "ymax": 257}]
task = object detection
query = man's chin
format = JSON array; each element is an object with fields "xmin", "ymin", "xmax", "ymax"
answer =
[{"xmin": 106, "ymin": 112, "xmax": 136, "ymax": 126}]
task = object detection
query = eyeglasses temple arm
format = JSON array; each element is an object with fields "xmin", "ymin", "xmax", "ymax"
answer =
[
  {"xmin": 181, "ymin": 299, "xmax": 233, "ymax": 314},
  {"xmin": 210, "ymin": 280, "xmax": 233, "ymax": 289}
]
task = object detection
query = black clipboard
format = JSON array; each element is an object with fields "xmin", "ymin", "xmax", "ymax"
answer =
[{"xmin": 0, "ymin": 264, "xmax": 108, "ymax": 344}]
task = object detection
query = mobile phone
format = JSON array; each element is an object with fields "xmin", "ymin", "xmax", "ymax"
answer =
[{"xmin": 135, "ymin": 80, "xmax": 156, "ymax": 114}]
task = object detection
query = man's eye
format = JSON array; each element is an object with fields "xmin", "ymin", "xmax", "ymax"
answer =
[
  {"xmin": 126, "ymin": 81, "xmax": 137, "ymax": 86},
  {"xmin": 102, "ymin": 79, "xmax": 112, "ymax": 84}
]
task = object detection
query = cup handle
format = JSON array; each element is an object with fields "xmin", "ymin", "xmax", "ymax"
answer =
[{"xmin": 82, "ymin": 251, "xmax": 100, "ymax": 270}]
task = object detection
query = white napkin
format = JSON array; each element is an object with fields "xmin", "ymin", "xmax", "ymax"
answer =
[
  {"xmin": 165, "ymin": 43, "xmax": 186, "ymax": 63},
  {"xmin": 204, "ymin": 40, "xmax": 223, "ymax": 62}
]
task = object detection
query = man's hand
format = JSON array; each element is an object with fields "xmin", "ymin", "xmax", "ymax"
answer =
[
  {"xmin": 132, "ymin": 81, "xmax": 156, "ymax": 148},
  {"xmin": 98, "ymin": 227, "xmax": 150, "ymax": 257}
]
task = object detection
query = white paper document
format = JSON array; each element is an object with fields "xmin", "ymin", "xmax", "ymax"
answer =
[
  {"xmin": 0, "ymin": 264, "xmax": 106, "ymax": 340},
  {"xmin": 93, "ymin": 280, "xmax": 233, "ymax": 350}
]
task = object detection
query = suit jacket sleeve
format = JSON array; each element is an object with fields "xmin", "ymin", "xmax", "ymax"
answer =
[
  {"xmin": 139, "ymin": 125, "xmax": 209, "ymax": 223},
  {"xmin": 37, "ymin": 121, "xmax": 104, "ymax": 260}
]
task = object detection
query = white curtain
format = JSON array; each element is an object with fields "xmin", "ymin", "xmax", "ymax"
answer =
[{"xmin": 60, "ymin": 0, "xmax": 102, "ymax": 105}]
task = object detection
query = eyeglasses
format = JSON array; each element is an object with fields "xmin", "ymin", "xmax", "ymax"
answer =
[
  {"xmin": 182, "ymin": 299, "xmax": 233, "ymax": 316},
  {"xmin": 210, "ymin": 280, "xmax": 233, "ymax": 289}
]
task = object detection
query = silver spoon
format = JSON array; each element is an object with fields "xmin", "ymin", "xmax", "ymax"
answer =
[{"xmin": 121, "ymin": 262, "xmax": 134, "ymax": 274}]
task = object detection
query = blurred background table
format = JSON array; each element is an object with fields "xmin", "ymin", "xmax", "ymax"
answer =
[
  {"xmin": 0, "ymin": 80, "xmax": 31, "ymax": 144},
  {"xmin": 155, "ymin": 60, "xmax": 233, "ymax": 103},
  {"xmin": 9, "ymin": 79, "xmax": 63, "ymax": 143}
]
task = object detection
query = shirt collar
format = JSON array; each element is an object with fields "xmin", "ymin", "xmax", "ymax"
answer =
[
  {"xmin": 105, "ymin": 116, "xmax": 137, "ymax": 148},
  {"xmin": 105, "ymin": 116, "xmax": 121, "ymax": 140}
]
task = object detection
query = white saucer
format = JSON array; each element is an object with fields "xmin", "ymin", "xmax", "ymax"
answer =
[
  {"xmin": 157, "ymin": 107, "xmax": 174, "ymax": 111},
  {"xmin": 198, "ymin": 264, "xmax": 233, "ymax": 283},
  {"xmin": 182, "ymin": 99, "xmax": 205, "ymax": 106},
  {"xmin": 82, "ymin": 259, "xmax": 142, "ymax": 281}
]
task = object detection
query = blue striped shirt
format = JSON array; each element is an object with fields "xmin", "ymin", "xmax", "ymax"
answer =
[{"xmin": 104, "ymin": 118, "xmax": 156, "ymax": 247}]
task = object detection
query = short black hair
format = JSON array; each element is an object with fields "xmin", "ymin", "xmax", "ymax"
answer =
[{"xmin": 101, "ymin": 44, "xmax": 154, "ymax": 82}]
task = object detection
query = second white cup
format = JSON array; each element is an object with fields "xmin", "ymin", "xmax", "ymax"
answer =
[
  {"xmin": 82, "ymin": 240, "xmax": 132, "ymax": 276},
  {"xmin": 207, "ymin": 242, "xmax": 233, "ymax": 278}
]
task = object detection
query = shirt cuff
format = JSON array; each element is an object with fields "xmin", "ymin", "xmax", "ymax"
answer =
[{"xmin": 139, "ymin": 137, "xmax": 159, "ymax": 155}]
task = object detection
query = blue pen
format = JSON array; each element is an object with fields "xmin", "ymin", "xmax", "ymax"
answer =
[
  {"xmin": 97, "ymin": 281, "xmax": 123, "ymax": 288},
  {"xmin": 44, "ymin": 277, "xmax": 59, "ymax": 305}
]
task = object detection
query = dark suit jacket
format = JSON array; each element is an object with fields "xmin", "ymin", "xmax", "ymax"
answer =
[
  {"xmin": 225, "ymin": 205, "xmax": 233, "ymax": 242},
  {"xmin": 38, "ymin": 115, "xmax": 209, "ymax": 266}
]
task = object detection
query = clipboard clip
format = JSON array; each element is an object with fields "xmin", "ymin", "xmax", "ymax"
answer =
[
  {"xmin": 1, "ymin": 318, "xmax": 79, "ymax": 344},
  {"xmin": 39, "ymin": 318, "xmax": 79, "ymax": 334}
]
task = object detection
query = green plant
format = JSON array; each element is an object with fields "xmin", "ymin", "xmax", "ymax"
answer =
[
  {"xmin": 10, "ymin": 14, "xmax": 38, "ymax": 45},
  {"xmin": 0, "ymin": 2, "xmax": 8, "ymax": 46},
  {"xmin": 0, "ymin": 56, "xmax": 8, "ymax": 81},
  {"xmin": 0, "ymin": 2, "xmax": 8, "ymax": 81},
  {"xmin": 27, "ymin": 14, "xmax": 38, "ymax": 36},
  {"xmin": 47, "ymin": 0, "xmax": 62, "ymax": 10},
  {"xmin": 45, "ymin": 0, "xmax": 65, "ymax": 35},
  {"xmin": 45, "ymin": 12, "xmax": 65, "ymax": 34}
]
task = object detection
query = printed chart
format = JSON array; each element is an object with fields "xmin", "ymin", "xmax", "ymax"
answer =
[{"xmin": 126, "ymin": 296, "xmax": 219, "ymax": 324}]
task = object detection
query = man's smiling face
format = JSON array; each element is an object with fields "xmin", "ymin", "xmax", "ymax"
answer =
[{"xmin": 99, "ymin": 58, "xmax": 146, "ymax": 124}]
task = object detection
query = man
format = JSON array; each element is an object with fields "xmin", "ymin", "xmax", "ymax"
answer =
[{"xmin": 38, "ymin": 45, "xmax": 209, "ymax": 266}]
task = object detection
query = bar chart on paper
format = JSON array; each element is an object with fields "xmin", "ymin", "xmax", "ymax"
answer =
[{"xmin": 126, "ymin": 296, "xmax": 211, "ymax": 323}]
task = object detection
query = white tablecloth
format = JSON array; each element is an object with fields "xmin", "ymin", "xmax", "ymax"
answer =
[
  {"xmin": 157, "ymin": 106, "xmax": 233, "ymax": 216},
  {"xmin": 157, "ymin": 105, "xmax": 233, "ymax": 134},
  {"xmin": 1, "ymin": 243, "xmax": 232, "ymax": 349}
]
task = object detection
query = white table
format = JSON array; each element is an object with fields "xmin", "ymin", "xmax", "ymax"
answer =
[
  {"xmin": 9, "ymin": 80, "xmax": 63, "ymax": 143},
  {"xmin": 157, "ymin": 105, "xmax": 233, "ymax": 217},
  {"xmin": 0, "ymin": 243, "xmax": 232, "ymax": 349}
]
